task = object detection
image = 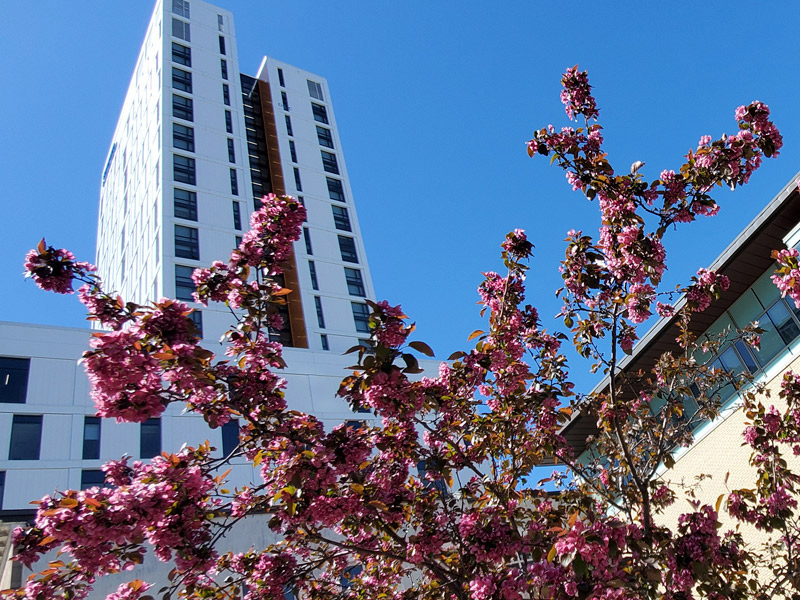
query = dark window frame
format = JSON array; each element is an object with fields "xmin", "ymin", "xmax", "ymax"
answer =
[
  {"xmin": 173, "ymin": 154, "xmax": 196, "ymax": 185},
  {"xmin": 174, "ymin": 188, "xmax": 197, "ymax": 221},
  {"xmin": 171, "ymin": 42, "xmax": 191, "ymax": 67},
  {"xmin": 175, "ymin": 225, "xmax": 199, "ymax": 260},
  {"xmin": 338, "ymin": 236, "xmax": 358, "ymax": 263},
  {"xmin": 344, "ymin": 268, "xmax": 365, "ymax": 297},
  {"xmin": 316, "ymin": 126, "xmax": 334, "ymax": 149},
  {"xmin": 327, "ymin": 177, "xmax": 345, "ymax": 202},
  {"xmin": 175, "ymin": 264, "xmax": 196, "ymax": 301},
  {"xmin": 312, "ymin": 103, "xmax": 328, "ymax": 124},
  {"xmin": 140, "ymin": 418, "xmax": 161, "ymax": 459},
  {"xmin": 83, "ymin": 416, "xmax": 101, "ymax": 460},
  {"xmin": 9, "ymin": 415, "xmax": 42, "ymax": 461},
  {"xmin": 321, "ymin": 150, "xmax": 339, "ymax": 174},
  {"xmin": 352, "ymin": 303, "xmax": 371, "ymax": 334},
  {"xmin": 332, "ymin": 205, "xmax": 351, "ymax": 231},
  {"xmin": 173, "ymin": 123, "xmax": 194, "ymax": 152},
  {"xmin": 172, "ymin": 94, "xmax": 193, "ymax": 121},
  {"xmin": 0, "ymin": 357, "xmax": 29, "ymax": 404}
]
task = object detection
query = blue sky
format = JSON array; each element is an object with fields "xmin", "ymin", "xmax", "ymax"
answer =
[{"xmin": 3, "ymin": 2, "xmax": 800, "ymax": 392}]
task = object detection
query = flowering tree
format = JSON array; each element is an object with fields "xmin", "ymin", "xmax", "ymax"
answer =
[{"xmin": 10, "ymin": 67, "xmax": 799, "ymax": 600}]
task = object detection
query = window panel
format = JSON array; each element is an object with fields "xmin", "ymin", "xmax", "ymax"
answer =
[
  {"xmin": 344, "ymin": 268, "xmax": 365, "ymax": 297},
  {"xmin": 227, "ymin": 138, "xmax": 236, "ymax": 163},
  {"xmin": 221, "ymin": 420, "xmax": 239, "ymax": 456},
  {"xmin": 188, "ymin": 311, "xmax": 203, "ymax": 337},
  {"xmin": 352, "ymin": 303, "xmax": 370, "ymax": 333},
  {"xmin": 321, "ymin": 151, "xmax": 339, "ymax": 174},
  {"xmin": 220, "ymin": 58, "xmax": 228, "ymax": 80},
  {"xmin": 768, "ymin": 300, "xmax": 800, "ymax": 344},
  {"xmin": 140, "ymin": 418, "xmax": 161, "ymax": 459},
  {"xmin": 171, "ymin": 42, "xmax": 191, "ymax": 67},
  {"xmin": 219, "ymin": 35, "xmax": 226, "ymax": 55},
  {"xmin": 303, "ymin": 228, "xmax": 313, "ymax": 255},
  {"xmin": 173, "ymin": 154, "xmax": 196, "ymax": 185},
  {"xmin": 172, "ymin": 67, "xmax": 192, "ymax": 93},
  {"xmin": 172, "ymin": 94, "xmax": 193, "ymax": 121},
  {"xmin": 309, "ymin": 261, "xmax": 319, "ymax": 290},
  {"xmin": 315, "ymin": 297, "xmax": 326, "ymax": 328},
  {"xmin": 172, "ymin": 18, "xmax": 190, "ymax": 42},
  {"xmin": 327, "ymin": 177, "xmax": 345, "ymax": 202},
  {"xmin": 320, "ymin": 334, "xmax": 329, "ymax": 351},
  {"xmin": 281, "ymin": 91, "xmax": 290, "ymax": 111},
  {"xmin": 174, "ymin": 188, "xmax": 197, "ymax": 220},
  {"xmin": 285, "ymin": 114, "xmax": 293, "ymax": 136},
  {"xmin": 230, "ymin": 168, "xmax": 239, "ymax": 196},
  {"xmin": 225, "ymin": 110, "xmax": 233, "ymax": 134},
  {"xmin": 81, "ymin": 469, "xmax": 105, "ymax": 491},
  {"xmin": 173, "ymin": 123, "xmax": 194, "ymax": 151},
  {"xmin": 293, "ymin": 167, "xmax": 302, "ymax": 191},
  {"xmin": 278, "ymin": 68, "xmax": 285, "ymax": 87},
  {"xmin": 232, "ymin": 201, "xmax": 242, "ymax": 230},
  {"xmin": 175, "ymin": 265, "xmax": 196, "ymax": 301},
  {"xmin": 312, "ymin": 103, "xmax": 328, "ymax": 124},
  {"xmin": 332, "ymin": 205, "xmax": 351, "ymax": 231},
  {"xmin": 172, "ymin": 0, "xmax": 190, "ymax": 17},
  {"xmin": 316, "ymin": 126, "xmax": 333, "ymax": 149},
  {"xmin": 83, "ymin": 416, "xmax": 101, "ymax": 460},
  {"xmin": 9, "ymin": 415, "xmax": 42, "ymax": 460},
  {"xmin": 307, "ymin": 80, "xmax": 324, "ymax": 101},
  {"xmin": 222, "ymin": 83, "xmax": 231, "ymax": 106},
  {"xmin": 338, "ymin": 236, "xmax": 358, "ymax": 263},
  {"xmin": 175, "ymin": 225, "xmax": 199, "ymax": 259},
  {"xmin": 0, "ymin": 357, "xmax": 29, "ymax": 404},
  {"xmin": 289, "ymin": 140, "xmax": 297, "ymax": 163}
]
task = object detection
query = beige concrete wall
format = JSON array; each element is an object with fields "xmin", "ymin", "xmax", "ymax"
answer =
[{"xmin": 657, "ymin": 354, "xmax": 800, "ymax": 551}]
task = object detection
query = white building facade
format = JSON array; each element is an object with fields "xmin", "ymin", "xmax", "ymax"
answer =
[{"xmin": 0, "ymin": 0, "xmax": 391, "ymax": 539}]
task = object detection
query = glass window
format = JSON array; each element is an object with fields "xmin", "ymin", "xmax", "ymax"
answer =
[
  {"xmin": 309, "ymin": 261, "xmax": 319, "ymax": 290},
  {"xmin": 320, "ymin": 334, "xmax": 329, "ymax": 351},
  {"xmin": 80, "ymin": 470, "xmax": 105, "ymax": 491},
  {"xmin": 733, "ymin": 339, "xmax": 759, "ymax": 373},
  {"xmin": 278, "ymin": 68, "xmax": 285, "ymax": 87},
  {"xmin": 221, "ymin": 420, "xmax": 239, "ymax": 456},
  {"xmin": 227, "ymin": 138, "xmax": 236, "ymax": 163},
  {"xmin": 307, "ymin": 80, "xmax": 324, "ymax": 101},
  {"xmin": 0, "ymin": 357, "xmax": 29, "ymax": 404},
  {"xmin": 289, "ymin": 140, "xmax": 297, "ymax": 163},
  {"xmin": 9, "ymin": 415, "xmax": 42, "ymax": 460},
  {"xmin": 219, "ymin": 35, "xmax": 226, "ymax": 55},
  {"xmin": 175, "ymin": 225, "xmax": 199, "ymax": 259},
  {"xmin": 321, "ymin": 151, "xmax": 339, "ymax": 174},
  {"xmin": 752, "ymin": 269, "xmax": 781, "ymax": 308},
  {"xmin": 232, "ymin": 201, "xmax": 242, "ymax": 230},
  {"xmin": 173, "ymin": 123, "xmax": 194, "ymax": 152},
  {"xmin": 281, "ymin": 91, "xmax": 290, "ymax": 111},
  {"xmin": 332, "ymin": 205, "xmax": 351, "ymax": 231},
  {"xmin": 352, "ymin": 303, "xmax": 370, "ymax": 333},
  {"xmin": 285, "ymin": 115, "xmax": 293, "ymax": 136},
  {"xmin": 327, "ymin": 177, "xmax": 345, "ymax": 202},
  {"xmin": 230, "ymin": 168, "xmax": 238, "ymax": 195},
  {"xmin": 315, "ymin": 297, "xmax": 325, "ymax": 328},
  {"xmin": 188, "ymin": 311, "xmax": 203, "ymax": 337},
  {"xmin": 175, "ymin": 265, "xmax": 196, "ymax": 301},
  {"xmin": 222, "ymin": 83, "xmax": 231, "ymax": 106},
  {"xmin": 171, "ymin": 42, "xmax": 191, "ymax": 67},
  {"xmin": 140, "ymin": 418, "xmax": 161, "ymax": 459},
  {"xmin": 172, "ymin": 18, "xmax": 190, "ymax": 42},
  {"xmin": 225, "ymin": 110, "xmax": 233, "ymax": 134},
  {"xmin": 344, "ymin": 268, "xmax": 365, "ymax": 297},
  {"xmin": 0, "ymin": 472, "xmax": 5, "ymax": 510},
  {"xmin": 173, "ymin": 154, "xmax": 196, "ymax": 185},
  {"xmin": 338, "ymin": 236, "xmax": 358, "ymax": 263},
  {"xmin": 303, "ymin": 228, "xmax": 313, "ymax": 255},
  {"xmin": 172, "ymin": 67, "xmax": 192, "ymax": 93},
  {"xmin": 217, "ymin": 14, "xmax": 224, "ymax": 30},
  {"xmin": 220, "ymin": 58, "xmax": 228, "ymax": 80},
  {"xmin": 172, "ymin": 0, "xmax": 190, "ymax": 17},
  {"xmin": 312, "ymin": 103, "xmax": 328, "ymax": 124},
  {"xmin": 83, "ymin": 416, "xmax": 101, "ymax": 460},
  {"xmin": 767, "ymin": 300, "xmax": 800, "ymax": 344},
  {"xmin": 172, "ymin": 94, "xmax": 193, "ymax": 121},
  {"xmin": 316, "ymin": 126, "xmax": 334, "ymax": 149},
  {"xmin": 293, "ymin": 167, "xmax": 302, "ymax": 191},
  {"xmin": 753, "ymin": 309, "xmax": 787, "ymax": 366},
  {"xmin": 174, "ymin": 188, "xmax": 197, "ymax": 220}
]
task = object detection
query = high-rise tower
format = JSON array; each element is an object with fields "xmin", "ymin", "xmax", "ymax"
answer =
[{"xmin": 96, "ymin": 0, "xmax": 376, "ymax": 352}]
